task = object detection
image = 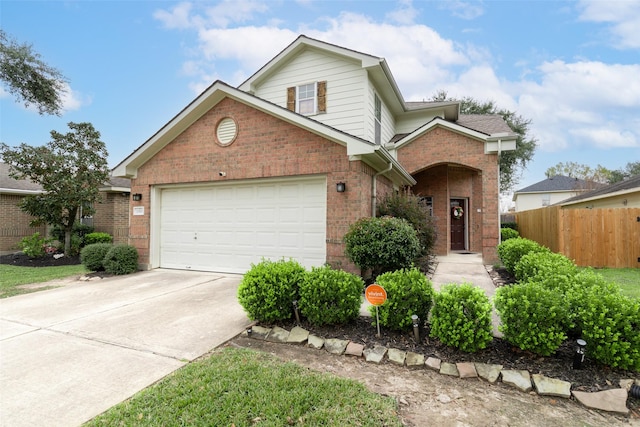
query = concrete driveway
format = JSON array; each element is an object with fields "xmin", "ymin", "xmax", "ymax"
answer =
[{"xmin": 0, "ymin": 269, "xmax": 250, "ymax": 427}]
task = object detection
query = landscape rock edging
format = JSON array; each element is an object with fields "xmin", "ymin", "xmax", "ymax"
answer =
[{"xmin": 244, "ymin": 325, "xmax": 633, "ymax": 416}]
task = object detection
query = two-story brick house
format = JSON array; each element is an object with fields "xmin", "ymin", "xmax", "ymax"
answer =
[{"xmin": 113, "ymin": 35, "xmax": 516, "ymax": 273}]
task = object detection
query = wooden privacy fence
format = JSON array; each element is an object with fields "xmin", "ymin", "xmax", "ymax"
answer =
[{"xmin": 516, "ymin": 206, "xmax": 640, "ymax": 268}]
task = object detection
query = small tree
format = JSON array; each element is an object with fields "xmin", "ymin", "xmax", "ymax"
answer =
[{"xmin": 0, "ymin": 122, "xmax": 109, "ymax": 255}]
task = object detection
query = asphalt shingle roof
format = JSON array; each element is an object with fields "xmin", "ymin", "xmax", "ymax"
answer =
[
  {"xmin": 558, "ymin": 174, "xmax": 640, "ymax": 204},
  {"xmin": 515, "ymin": 175, "xmax": 596, "ymax": 194},
  {"xmin": 456, "ymin": 114, "xmax": 514, "ymax": 135}
]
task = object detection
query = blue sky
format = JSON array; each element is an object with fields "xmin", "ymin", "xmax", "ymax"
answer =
[{"xmin": 1, "ymin": 0, "xmax": 639, "ymax": 196}]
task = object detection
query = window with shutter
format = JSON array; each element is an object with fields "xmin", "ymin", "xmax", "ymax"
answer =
[{"xmin": 286, "ymin": 81, "xmax": 327, "ymax": 115}]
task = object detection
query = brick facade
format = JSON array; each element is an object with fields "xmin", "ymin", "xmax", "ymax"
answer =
[
  {"xmin": 0, "ymin": 194, "xmax": 46, "ymax": 252},
  {"xmin": 130, "ymin": 98, "xmax": 390, "ymax": 272},
  {"xmin": 93, "ymin": 192, "xmax": 130, "ymax": 245},
  {"xmin": 396, "ymin": 127, "xmax": 500, "ymax": 263}
]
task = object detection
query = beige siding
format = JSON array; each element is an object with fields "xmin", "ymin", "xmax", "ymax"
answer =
[
  {"xmin": 364, "ymin": 80, "xmax": 396, "ymax": 144},
  {"xmin": 563, "ymin": 192, "xmax": 640, "ymax": 209},
  {"xmin": 514, "ymin": 191, "xmax": 579, "ymax": 212},
  {"xmin": 395, "ymin": 110, "xmax": 448, "ymax": 134},
  {"xmin": 252, "ymin": 49, "xmax": 368, "ymax": 139}
]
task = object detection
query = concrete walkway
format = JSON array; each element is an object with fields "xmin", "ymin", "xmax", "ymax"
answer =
[
  {"xmin": 0, "ymin": 269, "xmax": 251, "ymax": 427},
  {"xmin": 430, "ymin": 252, "xmax": 502, "ymax": 337}
]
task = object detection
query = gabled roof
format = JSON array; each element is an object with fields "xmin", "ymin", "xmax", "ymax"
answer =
[
  {"xmin": 112, "ymin": 80, "xmax": 415, "ymax": 186},
  {"xmin": 0, "ymin": 162, "xmax": 42, "ymax": 194},
  {"xmin": 391, "ymin": 116, "xmax": 517, "ymax": 154},
  {"xmin": 515, "ymin": 175, "xmax": 597, "ymax": 194},
  {"xmin": 239, "ymin": 35, "xmax": 458, "ymax": 120},
  {"xmin": 557, "ymin": 174, "xmax": 640, "ymax": 206},
  {"xmin": 457, "ymin": 115, "xmax": 515, "ymax": 135}
]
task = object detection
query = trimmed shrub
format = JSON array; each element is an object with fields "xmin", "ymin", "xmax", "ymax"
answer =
[
  {"xmin": 575, "ymin": 287, "xmax": 640, "ymax": 371},
  {"xmin": 377, "ymin": 193, "xmax": 437, "ymax": 259},
  {"xmin": 80, "ymin": 243, "xmax": 113, "ymax": 271},
  {"xmin": 298, "ymin": 266, "xmax": 363, "ymax": 326},
  {"xmin": 344, "ymin": 216, "xmax": 421, "ymax": 279},
  {"xmin": 514, "ymin": 251, "xmax": 577, "ymax": 283},
  {"xmin": 501, "ymin": 222, "xmax": 518, "ymax": 231},
  {"xmin": 494, "ymin": 282, "xmax": 570, "ymax": 356},
  {"xmin": 430, "ymin": 283, "xmax": 493, "ymax": 352},
  {"xmin": 497, "ymin": 238, "xmax": 550, "ymax": 274},
  {"xmin": 18, "ymin": 232, "xmax": 51, "ymax": 258},
  {"xmin": 237, "ymin": 259, "xmax": 306, "ymax": 323},
  {"xmin": 370, "ymin": 268, "xmax": 434, "ymax": 331},
  {"xmin": 103, "ymin": 244, "xmax": 139, "ymax": 275},
  {"xmin": 51, "ymin": 222, "xmax": 94, "ymax": 253},
  {"xmin": 500, "ymin": 227, "xmax": 519, "ymax": 241},
  {"xmin": 84, "ymin": 232, "xmax": 113, "ymax": 245}
]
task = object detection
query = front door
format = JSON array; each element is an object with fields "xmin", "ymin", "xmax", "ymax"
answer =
[{"xmin": 450, "ymin": 198, "xmax": 466, "ymax": 251}]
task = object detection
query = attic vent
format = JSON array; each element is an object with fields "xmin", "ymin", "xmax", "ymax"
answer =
[{"xmin": 216, "ymin": 117, "xmax": 237, "ymax": 146}]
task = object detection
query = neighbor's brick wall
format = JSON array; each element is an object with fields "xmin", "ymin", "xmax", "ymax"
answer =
[
  {"xmin": 397, "ymin": 127, "xmax": 500, "ymax": 263},
  {"xmin": 92, "ymin": 192, "xmax": 130, "ymax": 244},
  {"xmin": 0, "ymin": 194, "xmax": 47, "ymax": 252},
  {"xmin": 130, "ymin": 97, "xmax": 382, "ymax": 272}
]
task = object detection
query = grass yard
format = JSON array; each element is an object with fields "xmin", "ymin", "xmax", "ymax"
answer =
[
  {"xmin": 0, "ymin": 264, "xmax": 87, "ymax": 298},
  {"xmin": 595, "ymin": 267, "xmax": 640, "ymax": 299},
  {"xmin": 85, "ymin": 347, "xmax": 401, "ymax": 427}
]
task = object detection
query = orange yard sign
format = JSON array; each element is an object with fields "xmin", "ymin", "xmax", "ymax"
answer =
[{"xmin": 365, "ymin": 284, "xmax": 387, "ymax": 306}]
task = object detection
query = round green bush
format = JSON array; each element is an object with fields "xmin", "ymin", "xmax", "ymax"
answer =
[
  {"xmin": 575, "ymin": 287, "xmax": 639, "ymax": 371},
  {"xmin": 430, "ymin": 283, "xmax": 493, "ymax": 353},
  {"xmin": 80, "ymin": 243, "xmax": 113, "ymax": 271},
  {"xmin": 500, "ymin": 227, "xmax": 519, "ymax": 241},
  {"xmin": 370, "ymin": 268, "xmax": 434, "ymax": 331},
  {"xmin": 84, "ymin": 232, "xmax": 113, "ymax": 245},
  {"xmin": 237, "ymin": 259, "xmax": 306, "ymax": 323},
  {"xmin": 103, "ymin": 244, "xmax": 139, "ymax": 275},
  {"xmin": 344, "ymin": 216, "xmax": 421, "ymax": 279},
  {"xmin": 298, "ymin": 266, "xmax": 363, "ymax": 326},
  {"xmin": 497, "ymin": 238, "xmax": 550, "ymax": 274},
  {"xmin": 494, "ymin": 282, "xmax": 570, "ymax": 356},
  {"xmin": 514, "ymin": 251, "xmax": 577, "ymax": 283}
]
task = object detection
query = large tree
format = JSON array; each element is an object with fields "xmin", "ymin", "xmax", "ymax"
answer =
[
  {"xmin": 545, "ymin": 161, "xmax": 612, "ymax": 185},
  {"xmin": 0, "ymin": 122, "xmax": 109, "ymax": 255},
  {"xmin": 431, "ymin": 91, "xmax": 537, "ymax": 192},
  {"xmin": 0, "ymin": 29, "xmax": 68, "ymax": 115},
  {"xmin": 609, "ymin": 161, "xmax": 640, "ymax": 183}
]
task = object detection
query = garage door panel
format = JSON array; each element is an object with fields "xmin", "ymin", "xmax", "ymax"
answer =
[{"xmin": 160, "ymin": 178, "xmax": 326, "ymax": 273}]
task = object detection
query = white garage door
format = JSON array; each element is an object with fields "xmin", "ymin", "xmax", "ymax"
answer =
[{"xmin": 159, "ymin": 177, "xmax": 326, "ymax": 273}]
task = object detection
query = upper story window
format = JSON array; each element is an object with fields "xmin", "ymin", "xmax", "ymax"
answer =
[
  {"xmin": 287, "ymin": 81, "xmax": 327, "ymax": 115},
  {"xmin": 541, "ymin": 194, "xmax": 551, "ymax": 206},
  {"xmin": 297, "ymin": 83, "xmax": 316, "ymax": 115},
  {"xmin": 374, "ymin": 94, "xmax": 382, "ymax": 144}
]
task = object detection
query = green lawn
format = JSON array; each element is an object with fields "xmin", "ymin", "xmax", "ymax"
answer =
[
  {"xmin": 85, "ymin": 347, "xmax": 401, "ymax": 427},
  {"xmin": 596, "ymin": 268, "xmax": 640, "ymax": 299},
  {"xmin": 0, "ymin": 264, "xmax": 88, "ymax": 298}
]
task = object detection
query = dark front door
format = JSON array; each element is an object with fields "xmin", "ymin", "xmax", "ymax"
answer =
[{"xmin": 450, "ymin": 199, "xmax": 466, "ymax": 251}]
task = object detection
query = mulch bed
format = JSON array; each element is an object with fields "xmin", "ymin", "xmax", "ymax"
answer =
[{"xmin": 0, "ymin": 252, "xmax": 82, "ymax": 267}]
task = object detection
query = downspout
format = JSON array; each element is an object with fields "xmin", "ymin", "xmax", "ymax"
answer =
[
  {"xmin": 372, "ymin": 162, "xmax": 393, "ymax": 217},
  {"xmin": 497, "ymin": 138, "xmax": 502, "ymax": 243}
]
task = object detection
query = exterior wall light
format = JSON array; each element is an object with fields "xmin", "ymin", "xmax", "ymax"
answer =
[
  {"xmin": 336, "ymin": 182, "xmax": 346, "ymax": 193},
  {"xmin": 132, "ymin": 193, "xmax": 142, "ymax": 201}
]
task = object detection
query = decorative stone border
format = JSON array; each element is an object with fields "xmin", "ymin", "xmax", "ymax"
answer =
[{"xmin": 245, "ymin": 325, "xmax": 638, "ymax": 415}]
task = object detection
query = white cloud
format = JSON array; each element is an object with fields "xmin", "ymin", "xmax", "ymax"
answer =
[
  {"xmin": 60, "ymin": 84, "xmax": 89, "ymax": 113},
  {"xmin": 386, "ymin": 0, "xmax": 419, "ymax": 25},
  {"xmin": 577, "ymin": 0, "xmax": 640, "ymax": 49},
  {"xmin": 516, "ymin": 60, "xmax": 640, "ymax": 151},
  {"xmin": 439, "ymin": 0, "xmax": 485, "ymax": 20},
  {"xmin": 154, "ymin": 2, "xmax": 194, "ymax": 30}
]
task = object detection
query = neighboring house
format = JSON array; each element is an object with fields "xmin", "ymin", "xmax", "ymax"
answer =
[
  {"xmin": 0, "ymin": 162, "xmax": 131, "ymax": 251},
  {"xmin": 512, "ymin": 175, "xmax": 599, "ymax": 212},
  {"xmin": 556, "ymin": 174, "xmax": 640, "ymax": 209},
  {"xmin": 113, "ymin": 35, "xmax": 517, "ymax": 274}
]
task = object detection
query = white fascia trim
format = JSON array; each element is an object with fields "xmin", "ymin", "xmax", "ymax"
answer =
[
  {"xmin": 560, "ymin": 188, "xmax": 640, "ymax": 207},
  {"xmin": 393, "ymin": 118, "xmax": 489, "ymax": 149},
  {"xmin": 99, "ymin": 186, "xmax": 131, "ymax": 193},
  {"xmin": 0, "ymin": 188, "xmax": 43, "ymax": 195}
]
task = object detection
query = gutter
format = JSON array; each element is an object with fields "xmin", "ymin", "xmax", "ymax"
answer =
[{"xmin": 372, "ymin": 162, "xmax": 393, "ymax": 217}]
